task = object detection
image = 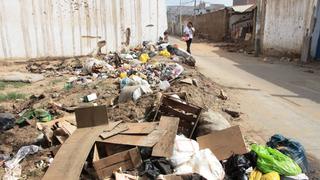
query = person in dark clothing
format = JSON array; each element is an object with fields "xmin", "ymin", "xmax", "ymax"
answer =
[{"xmin": 183, "ymin": 22, "xmax": 195, "ymax": 54}]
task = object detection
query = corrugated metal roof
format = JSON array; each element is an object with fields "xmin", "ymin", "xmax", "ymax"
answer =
[{"xmin": 232, "ymin": 4, "xmax": 256, "ymax": 13}]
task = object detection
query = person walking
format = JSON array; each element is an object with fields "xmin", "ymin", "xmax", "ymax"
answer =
[{"xmin": 183, "ymin": 22, "xmax": 195, "ymax": 54}]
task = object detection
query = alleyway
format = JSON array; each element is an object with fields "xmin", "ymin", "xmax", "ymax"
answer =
[{"xmin": 172, "ymin": 37, "xmax": 320, "ymax": 163}]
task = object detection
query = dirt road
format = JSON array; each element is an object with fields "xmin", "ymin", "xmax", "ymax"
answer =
[{"xmin": 172, "ymin": 37, "xmax": 320, "ymax": 164}]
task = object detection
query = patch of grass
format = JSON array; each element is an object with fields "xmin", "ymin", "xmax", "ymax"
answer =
[
  {"xmin": 0, "ymin": 92, "xmax": 27, "ymax": 102},
  {"xmin": 0, "ymin": 81, "xmax": 28, "ymax": 90},
  {"xmin": 0, "ymin": 81, "xmax": 5, "ymax": 90}
]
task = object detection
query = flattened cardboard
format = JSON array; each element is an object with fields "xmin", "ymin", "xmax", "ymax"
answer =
[
  {"xmin": 75, "ymin": 105, "xmax": 108, "ymax": 128},
  {"xmin": 100, "ymin": 128, "xmax": 166, "ymax": 147},
  {"xmin": 121, "ymin": 122, "xmax": 157, "ymax": 134},
  {"xmin": 93, "ymin": 147, "xmax": 142, "ymax": 178},
  {"xmin": 196, "ymin": 125, "xmax": 247, "ymax": 160},
  {"xmin": 43, "ymin": 106, "xmax": 108, "ymax": 180},
  {"xmin": 152, "ymin": 116, "xmax": 179, "ymax": 157}
]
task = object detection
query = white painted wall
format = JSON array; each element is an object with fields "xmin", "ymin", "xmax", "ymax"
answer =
[
  {"xmin": 0, "ymin": 0, "xmax": 167, "ymax": 59},
  {"xmin": 262, "ymin": 0, "xmax": 315, "ymax": 55}
]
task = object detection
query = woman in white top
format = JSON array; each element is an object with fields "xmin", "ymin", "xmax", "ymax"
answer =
[{"xmin": 183, "ymin": 21, "xmax": 195, "ymax": 54}]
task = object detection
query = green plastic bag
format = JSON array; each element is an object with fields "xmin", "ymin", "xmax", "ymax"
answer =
[{"xmin": 251, "ymin": 144, "xmax": 301, "ymax": 176}]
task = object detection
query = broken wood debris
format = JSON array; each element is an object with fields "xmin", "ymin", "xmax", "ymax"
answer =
[
  {"xmin": 93, "ymin": 146, "xmax": 142, "ymax": 179},
  {"xmin": 154, "ymin": 95, "xmax": 202, "ymax": 138}
]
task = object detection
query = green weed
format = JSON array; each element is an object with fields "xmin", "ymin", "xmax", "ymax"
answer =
[
  {"xmin": 0, "ymin": 81, "xmax": 28, "ymax": 90},
  {"xmin": 0, "ymin": 92, "xmax": 27, "ymax": 102}
]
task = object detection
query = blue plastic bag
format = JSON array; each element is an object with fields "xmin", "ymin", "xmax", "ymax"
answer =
[{"xmin": 267, "ymin": 134, "xmax": 308, "ymax": 173}]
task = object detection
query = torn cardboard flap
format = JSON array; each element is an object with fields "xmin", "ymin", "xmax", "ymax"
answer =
[{"xmin": 196, "ymin": 125, "xmax": 248, "ymax": 160}]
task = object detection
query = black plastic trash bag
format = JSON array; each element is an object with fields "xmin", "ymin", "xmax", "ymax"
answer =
[
  {"xmin": 224, "ymin": 151, "xmax": 257, "ymax": 180},
  {"xmin": 267, "ymin": 134, "xmax": 308, "ymax": 173},
  {"xmin": 0, "ymin": 113, "xmax": 15, "ymax": 131},
  {"xmin": 139, "ymin": 158, "xmax": 174, "ymax": 179}
]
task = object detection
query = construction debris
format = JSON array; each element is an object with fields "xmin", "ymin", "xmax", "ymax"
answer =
[{"xmin": 0, "ymin": 39, "xmax": 313, "ymax": 180}]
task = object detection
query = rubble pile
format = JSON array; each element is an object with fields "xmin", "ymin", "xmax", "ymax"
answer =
[{"xmin": 0, "ymin": 40, "xmax": 311, "ymax": 179}]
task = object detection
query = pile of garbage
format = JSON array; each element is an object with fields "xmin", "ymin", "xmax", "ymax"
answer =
[{"xmin": 0, "ymin": 39, "xmax": 312, "ymax": 180}]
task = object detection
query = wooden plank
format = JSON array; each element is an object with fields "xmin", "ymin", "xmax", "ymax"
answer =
[
  {"xmin": 42, "ymin": 125, "xmax": 107, "ymax": 180},
  {"xmin": 93, "ymin": 147, "xmax": 141, "ymax": 179},
  {"xmin": 100, "ymin": 124, "xmax": 128, "ymax": 139},
  {"xmin": 100, "ymin": 129, "xmax": 166, "ymax": 147},
  {"xmin": 93, "ymin": 150, "xmax": 130, "ymax": 170},
  {"xmin": 120, "ymin": 122, "xmax": 157, "ymax": 134},
  {"xmin": 162, "ymin": 97, "xmax": 200, "ymax": 114},
  {"xmin": 128, "ymin": 148, "xmax": 142, "ymax": 168},
  {"xmin": 58, "ymin": 121, "xmax": 77, "ymax": 135},
  {"xmin": 96, "ymin": 160, "xmax": 133, "ymax": 178},
  {"xmin": 196, "ymin": 126, "xmax": 248, "ymax": 160},
  {"xmin": 43, "ymin": 106, "xmax": 108, "ymax": 180},
  {"xmin": 152, "ymin": 116, "xmax": 179, "ymax": 157},
  {"xmin": 105, "ymin": 120, "xmax": 123, "ymax": 131}
]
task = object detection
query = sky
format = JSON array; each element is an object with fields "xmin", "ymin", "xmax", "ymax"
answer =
[{"xmin": 166, "ymin": 0, "xmax": 233, "ymax": 6}]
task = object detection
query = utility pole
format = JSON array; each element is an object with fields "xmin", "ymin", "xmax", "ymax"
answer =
[{"xmin": 179, "ymin": 0, "xmax": 182, "ymax": 35}]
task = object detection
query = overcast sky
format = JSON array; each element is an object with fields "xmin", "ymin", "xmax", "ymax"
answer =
[{"xmin": 166, "ymin": 0, "xmax": 233, "ymax": 6}]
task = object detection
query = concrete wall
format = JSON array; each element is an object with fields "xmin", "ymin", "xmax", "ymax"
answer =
[
  {"xmin": 193, "ymin": 9, "xmax": 228, "ymax": 41},
  {"xmin": 262, "ymin": 0, "xmax": 316, "ymax": 55},
  {"xmin": 0, "ymin": 0, "xmax": 167, "ymax": 59},
  {"xmin": 233, "ymin": 0, "xmax": 256, "ymax": 6}
]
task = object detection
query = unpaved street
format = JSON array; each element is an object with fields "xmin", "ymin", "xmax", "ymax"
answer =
[{"xmin": 172, "ymin": 37, "xmax": 320, "ymax": 164}]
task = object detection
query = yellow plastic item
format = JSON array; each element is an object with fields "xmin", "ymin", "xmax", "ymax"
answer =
[
  {"xmin": 159, "ymin": 49, "xmax": 171, "ymax": 58},
  {"xmin": 261, "ymin": 172, "xmax": 280, "ymax": 180},
  {"xmin": 250, "ymin": 169, "xmax": 262, "ymax": 180},
  {"xmin": 250, "ymin": 170, "xmax": 280, "ymax": 180},
  {"xmin": 139, "ymin": 53, "xmax": 150, "ymax": 63},
  {"xmin": 119, "ymin": 72, "xmax": 127, "ymax": 79}
]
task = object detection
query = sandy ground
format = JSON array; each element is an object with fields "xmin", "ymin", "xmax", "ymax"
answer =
[{"xmin": 171, "ymin": 37, "xmax": 320, "ymax": 177}]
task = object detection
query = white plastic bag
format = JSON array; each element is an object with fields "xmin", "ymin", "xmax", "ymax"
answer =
[
  {"xmin": 170, "ymin": 135, "xmax": 225, "ymax": 180},
  {"xmin": 5, "ymin": 145, "xmax": 40, "ymax": 169},
  {"xmin": 170, "ymin": 135, "xmax": 199, "ymax": 167},
  {"xmin": 159, "ymin": 80, "xmax": 170, "ymax": 91},
  {"xmin": 175, "ymin": 149, "xmax": 225, "ymax": 180}
]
